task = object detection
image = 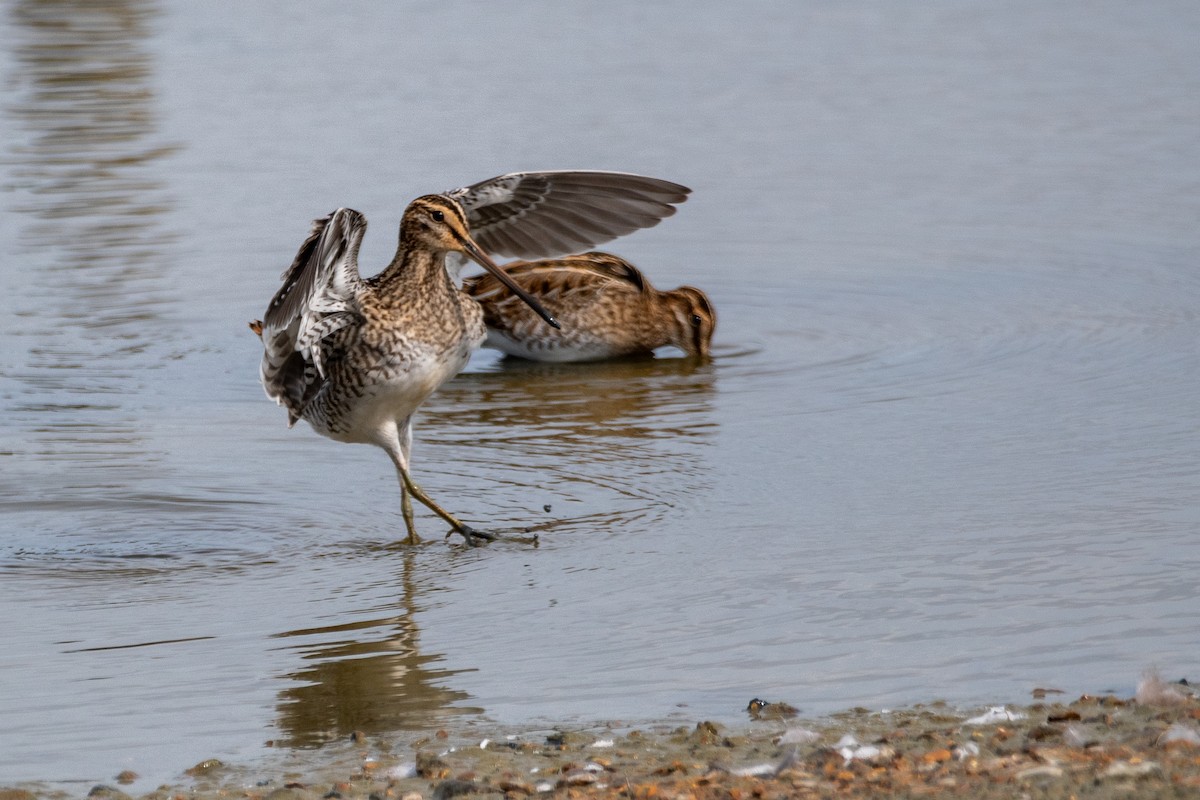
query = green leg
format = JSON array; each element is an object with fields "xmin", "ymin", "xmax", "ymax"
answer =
[
  {"xmin": 399, "ymin": 468, "xmax": 496, "ymax": 547},
  {"xmin": 400, "ymin": 481, "xmax": 420, "ymax": 545}
]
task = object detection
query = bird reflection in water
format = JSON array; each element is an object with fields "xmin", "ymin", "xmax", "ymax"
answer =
[
  {"xmin": 270, "ymin": 360, "xmax": 716, "ymax": 744},
  {"xmin": 270, "ymin": 552, "xmax": 480, "ymax": 747}
]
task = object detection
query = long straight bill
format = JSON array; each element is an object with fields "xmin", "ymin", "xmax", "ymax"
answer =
[{"xmin": 462, "ymin": 239, "xmax": 561, "ymax": 329}]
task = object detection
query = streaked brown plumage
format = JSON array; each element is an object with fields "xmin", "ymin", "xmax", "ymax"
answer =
[
  {"xmin": 250, "ymin": 171, "xmax": 690, "ymax": 544},
  {"xmin": 463, "ymin": 252, "xmax": 716, "ymax": 362}
]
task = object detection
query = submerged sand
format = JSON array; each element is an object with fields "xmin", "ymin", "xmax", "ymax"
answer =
[{"xmin": 6, "ymin": 684, "xmax": 1200, "ymax": 800}]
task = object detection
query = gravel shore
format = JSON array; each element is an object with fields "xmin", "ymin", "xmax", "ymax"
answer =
[{"xmin": 6, "ymin": 682, "xmax": 1199, "ymax": 800}]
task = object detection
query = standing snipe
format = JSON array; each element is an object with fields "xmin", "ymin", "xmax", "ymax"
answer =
[
  {"xmin": 463, "ymin": 251, "xmax": 715, "ymax": 362},
  {"xmin": 252, "ymin": 171, "xmax": 690, "ymax": 544}
]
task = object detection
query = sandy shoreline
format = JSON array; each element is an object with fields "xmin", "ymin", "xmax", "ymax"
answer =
[{"xmin": 6, "ymin": 683, "xmax": 1199, "ymax": 800}]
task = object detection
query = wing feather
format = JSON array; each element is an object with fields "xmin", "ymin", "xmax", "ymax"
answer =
[
  {"xmin": 263, "ymin": 208, "xmax": 367, "ymax": 330},
  {"xmin": 259, "ymin": 208, "xmax": 367, "ymax": 418},
  {"xmin": 446, "ymin": 170, "xmax": 690, "ymax": 259}
]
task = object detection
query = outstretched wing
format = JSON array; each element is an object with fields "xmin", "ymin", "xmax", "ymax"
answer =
[
  {"xmin": 446, "ymin": 171, "xmax": 690, "ymax": 259},
  {"xmin": 258, "ymin": 208, "xmax": 367, "ymax": 423}
]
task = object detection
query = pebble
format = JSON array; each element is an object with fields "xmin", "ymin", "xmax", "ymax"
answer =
[
  {"xmin": 954, "ymin": 742, "xmax": 979, "ymax": 760},
  {"xmin": 838, "ymin": 742, "xmax": 894, "ymax": 765},
  {"xmin": 31, "ymin": 687, "xmax": 1200, "ymax": 800},
  {"xmin": 729, "ymin": 763, "xmax": 776, "ymax": 777},
  {"xmin": 497, "ymin": 779, "xmax": 533, "ymax": 795},
  {"xmin": 834, "ymin": 733, "xmax": 859, "ymax": 748},
  {"xmin": 777, "ymin": 727, "xmax": 820, "ymax": 745},
  {"xmin": 264, "ymin": 788, "xmax": 310, "ymax": 800},
  {"xmin": 965, "ymin": 706, "xmax": 1025, "ymax": 725},
  {"xmin": 557, "ymin": 771, "xmax": 598, "ymax": 787},
  {"xmin": 1063, "ymin": 725, "xmax": 1094, "ymax": 748},
  {"xmin": 87, "ymin": 786, "xmax": 132, "ymax": 800},
  {"xmin": 1015, "ymin": 764, "xmax": 1064, "ymax": 782},
  {"xmin": 1101, "ymin": 760, "xmax": 1161, "ymax": 780},
  {"xmin": 415, "ymin": 752, "xmax": 449, "ymax": 779},
  {"xmin": 185, "ymin": 758, "xmax": 224, "ymax": 776},
  {"xmin": 1158, "ymin": 721, "xmax": 1200, "ymax": 747},
  {"xmin": 1136, "ymin": 669, "xmax": 1192, "ymax": 706},
  {"xmin": 920, "ymin": 748, "xmax": 952, "ymax": 764},
  {"xmin": 431, "ymin": 779, "xmax": 480, "ymax": 800}
]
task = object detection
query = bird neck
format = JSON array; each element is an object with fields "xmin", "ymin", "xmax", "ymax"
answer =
[
  {"xmin": 372, "ymin": 242, "xmax": 453, "ymax": 299},
  {"xmin": 659, "ymin": 292, "xmax": 696, "ymax": 351}
]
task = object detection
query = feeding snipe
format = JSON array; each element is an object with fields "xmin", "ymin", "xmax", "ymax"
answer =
[
  {"xmin": 251, "ymin": 171, "xmax": 690, "ymax": 544},
  {"xmin": 463, "ymin": 251, "xmax": 715, "ymax": 362}
]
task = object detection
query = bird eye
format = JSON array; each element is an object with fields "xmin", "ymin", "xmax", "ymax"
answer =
[
  {"xmin": 430, "ymin": 210, "xmax": 445, "ymax": 223},
  {"xmin": 690, "ymin": 313, "xmax": 703, "ymax": 327}
]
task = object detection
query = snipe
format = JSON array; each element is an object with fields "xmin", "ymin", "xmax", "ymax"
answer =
[
  {"xmin": 251, "ymin": 171, "xmax": 690, "ymax": 544},
  {"xmin": 464, "ymin": 251, "xmax": 715, "ymax": 362}
]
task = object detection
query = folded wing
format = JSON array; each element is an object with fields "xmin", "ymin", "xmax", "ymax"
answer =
[{"xmin": 464, "ymin": 252, "xmax": 649, "ymax": 305}]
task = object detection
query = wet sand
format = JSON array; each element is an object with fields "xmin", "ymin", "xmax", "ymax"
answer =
[{"xmin": 7, "ymin": 681, "xmax": 1199, "ymax": 800}]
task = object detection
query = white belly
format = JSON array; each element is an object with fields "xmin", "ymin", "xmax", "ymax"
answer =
[
  {"xmin": 318, "ymin": 340, "xmax": 474, "ymax": 445},
  {"xmin": 484, "ymin": 330, "xmax": 623, "ymax": 363}
]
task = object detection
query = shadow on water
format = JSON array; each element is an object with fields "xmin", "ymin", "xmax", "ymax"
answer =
[
  {"xmin": 2, "ymin": 0, "xmax": 178, "ymax": 490},
  {"xmin": 270, "ymin": 551, "xmax": 481, "ymax": 748}
]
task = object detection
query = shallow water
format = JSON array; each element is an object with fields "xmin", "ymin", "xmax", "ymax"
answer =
[{"xmin": 2, "ymin": 0, "xmax": 1198, "ymax": 788}]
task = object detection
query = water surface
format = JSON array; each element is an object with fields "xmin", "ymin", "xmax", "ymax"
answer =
[{"xmin": 2, "ymin": 0, "xmax": 1198, "ymax": 788}]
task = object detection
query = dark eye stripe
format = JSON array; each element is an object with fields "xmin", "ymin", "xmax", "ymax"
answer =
[{"xmin": 414, "ymin": 196, "xmax": 467, "ymax": 229}]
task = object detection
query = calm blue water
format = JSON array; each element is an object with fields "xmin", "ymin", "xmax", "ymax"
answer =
[{"xmin": 2, "ymin": 0, "xmax": 1198, "ymax": 789}]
